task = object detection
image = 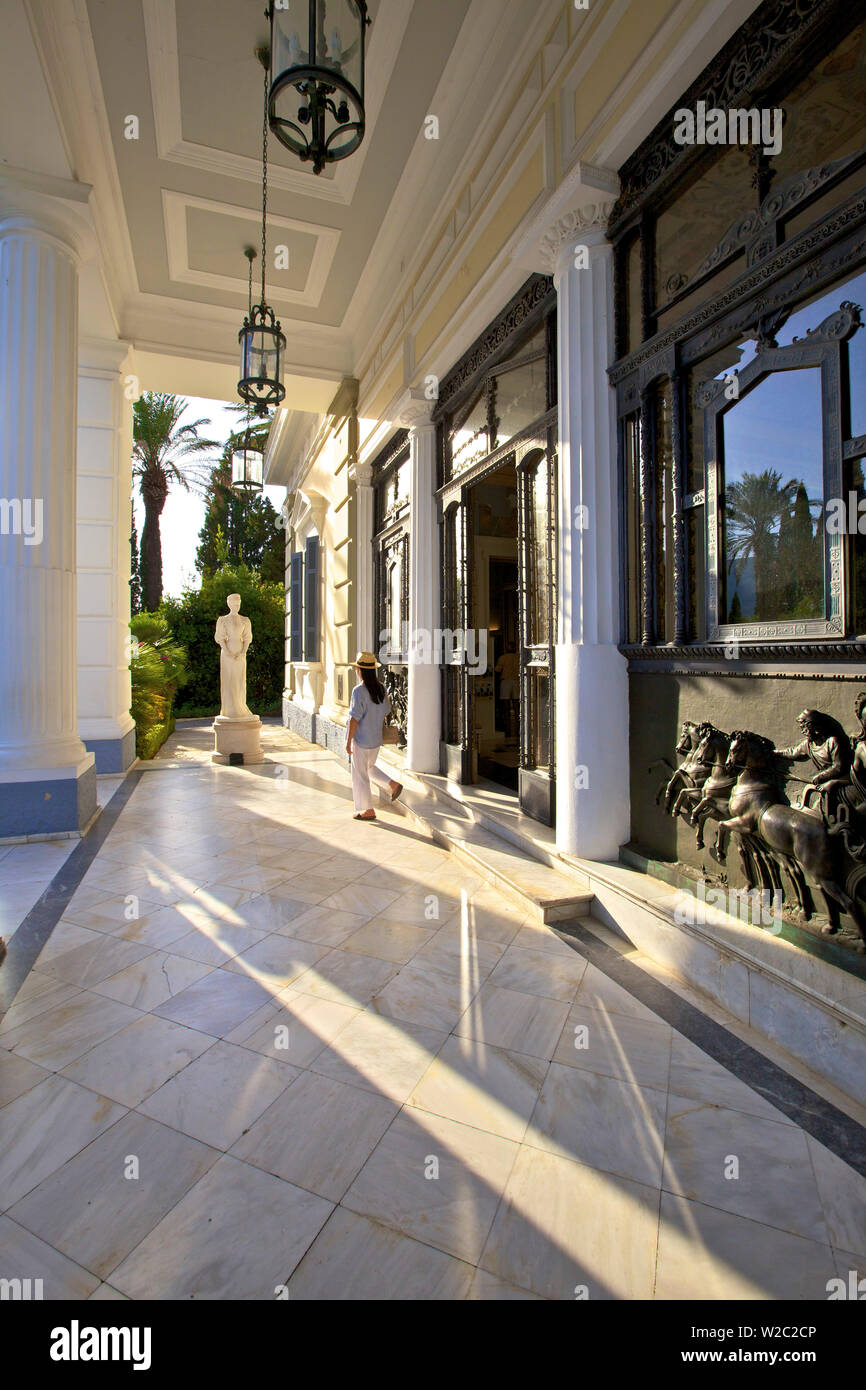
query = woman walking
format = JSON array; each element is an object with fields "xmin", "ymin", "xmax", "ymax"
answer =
[{"xmin": 346, "ymin": 652, "xmax": 403, "ymax": 820}]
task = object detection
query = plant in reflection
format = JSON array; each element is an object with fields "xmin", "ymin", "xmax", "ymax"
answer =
[{"xmin": 725, "ymin": 468, "xmax": 796, "ymax": 620}]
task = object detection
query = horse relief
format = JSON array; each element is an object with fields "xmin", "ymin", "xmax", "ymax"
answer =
[{"xmin": 660, "ymin": 696, "xmax": 866, "ymax": 950}]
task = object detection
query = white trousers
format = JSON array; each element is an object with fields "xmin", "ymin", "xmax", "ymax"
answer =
[{"xmin": 351, "ymin": 745, "xmax": 392, "ymax": 813}]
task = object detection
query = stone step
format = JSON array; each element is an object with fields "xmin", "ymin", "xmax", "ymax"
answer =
[{"xmin": 385, "ymin": 779, "xmax": 593, "ymax": 924}]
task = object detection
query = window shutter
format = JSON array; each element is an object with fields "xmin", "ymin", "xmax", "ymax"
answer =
[
  {"xmin": 304, "ymin": 536, "xmax": 320, "ymax": 660},
  {"xmin": 289, "ymin": 551, "xmax": 303, "ymax": 662}
]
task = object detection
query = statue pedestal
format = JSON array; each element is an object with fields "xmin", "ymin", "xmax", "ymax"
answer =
[{"xmin": 212, "ymin": 715, "xmax": 264, "ymax": 765}]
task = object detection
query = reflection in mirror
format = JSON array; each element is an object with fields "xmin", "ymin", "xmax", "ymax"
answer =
[{"xmin": 721, "ymin": 368, "xmax": 824, "ymax": 623}]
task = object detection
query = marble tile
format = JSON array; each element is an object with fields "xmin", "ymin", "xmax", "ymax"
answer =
[
  {"xmin": 322, "ymin": 884, "xmax": 402, "ymax": 917},
  {"xmin": 343, "ymin": 1106, "xmax": 518, "ymax": 1265},
  {"xmin": 278, "ymin": 904, "xmax": 373, "ymax": 946},
  {"xmin": 288, "ymin": 1208, "xmax": 475, "ymax": 1300},
  {"xmin": 0, "ymin": 992, "xmax": 142, "ymax": 1070},
  {"xmin": 655, "ymin": 1192, "xmax": 837, "ymax": 1300},
  {"xmin": 529, "ymin": 1062, "xmax": 667, "ymax": 1189},
  {"xmin": 455, "ymin": 983, "xmax": 570, "ymax": 1061},
  {"xmin": 230, "ymin": 892, "xmax": 331, "ymax": 935},
  {"xmin": 106, "ymin": 1154, "xmax": 333, "ymax": 1299},
  {"xmin": 34, "ymin": 922, "xmax": 103, "ymax": 965},
  {"xmin": 410, "ymin": 1036, "xmax": 548, "ymax": 1143},
  {"xmin": 167, "ymin": 922, "xmax": 269, "ymax": 967},
  {"xmin": 231, "ymin": 993, "xmax": 360, "ymax": 1068},
  {"xmin": 0, "ymin": 973, "xmax": 81, "ymax": 1030},
  {"xmin": 140, "ymin": 1040, "xmax": 295, "ymax": 1149},
  {"xmin": 663, "ymin": 1096, "xmax": 828, "ymax": 1242},
  {"xmin": 0, "ymin": 1215, "xmax": 100, "ymax": 1299},
  {"xmin": 479, "ymin": 1144, "xmax": 660, "ymax": 1300},
  {"xmin": 91, "ymin": 950, "xmax": 213, "ymax": 1010},
  {"xmin": 371, "ymin": 959, "xmax": 478, "ymax": 1032},
  {"xmin": 465, "ymin": 1269, "xmax": 543, "ymax": 1299},
  {"xmin": 0, "ymin": 1075, "xmax": 125, "ymax": 1209},
  {"xmin": 487, "ymin": 943, "xmax": 587, "ymax": 1003},
  {"xmin": 311, "ymin": 1012, "xmax": 446, "ymax": 1103},
  {"xmin": 9, "ymin": 1111, "xmax": 219, "ymax": 1278},
  {"xmin": 61, "ymin": 1015, "xmax": 214, "ymax": 1107},
  {"xmin": 510, "ymin": 923, "xmax": 587, "ymax": 957},
  {"xmin": 341, "ymin": 917, "xmax": 435, "ymax": 964},
  {"xmin": 295, "ymin": 948, "xmax": 399, "ymax": 1006},
  {"xmin": 668, "ymin": 1035, "xmax": 795, "ymax": 1126},
  {"xmin": 37, "ymin": 935, "xmax": 153, "ymax": 990},
  {"xmin": 210, "ymin": 865, "xmax": 292, "ymax": 893},
  {"xmin": 551, "ymin": 1003, "xmax": 672, "ymax": 1092},
  {"xmin": 223, "ymin": 933, "xmax": 329, "ymax": 988},
  {"xmin": 807, "ymin": 1137, "xmax": 866, "ymax": 1258},
  {"xmin": 88, "ymin": 1283, "xmax": 130, "ymax": 1300},
  {"xmin": 372, "ymin": 891, "xmax": 461, "ymax": 928},
  {"xmin": 572, "ymin": 961, "xmax": 671, "ymax": 1024},
  {"xmin": 410, "ymin": 922, "xmax": 506, "ymax": 982},
  {"xmin": 0, "ymin": 1051, "xmax": 52, "ymax": 1108},
  {"xmin": 115, "ymin": 904, "xmax": 215, "ymax": 949},
  {"xmin": 231, "ymin": 1070, "xmax": 397, "ymax": 1201},
  {"xmin": 152, "ymin": 970, "xmax": 274, "ymax": 1037}
]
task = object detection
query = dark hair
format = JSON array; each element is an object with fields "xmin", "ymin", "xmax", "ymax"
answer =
[{"xmin": 360, "ymin": 665, "xmax": 386, "ymax": 704}]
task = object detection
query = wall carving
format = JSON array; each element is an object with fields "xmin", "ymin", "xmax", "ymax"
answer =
[{"xmin": 658, "ymin": 696, "xmax": 866, "ymax": 952}]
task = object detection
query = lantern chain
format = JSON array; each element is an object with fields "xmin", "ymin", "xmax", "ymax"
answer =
[{"xmin": 261, "ymin": 58, "xmax": 269, "ymax": 307}]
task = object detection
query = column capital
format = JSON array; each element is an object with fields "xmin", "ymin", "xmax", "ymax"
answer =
[
  {"xmin": 0, "ymin": 168, "xmax": 96, "ymax": 264},
  {"xmin": 349, "ymin": 459, "xmax": 374, "ymax": 488},
  {"xmin": 394, "ymin": 388, "xmax": 435, "ymax": 431},
  {"xmin": 510, "ymin": 162, "xmax": 619, "ymax": 275}
]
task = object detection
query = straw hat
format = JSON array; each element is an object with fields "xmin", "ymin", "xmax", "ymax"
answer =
[{"xmin": 354, "ymin": 651, "xmax": 380, "ymax": 669}]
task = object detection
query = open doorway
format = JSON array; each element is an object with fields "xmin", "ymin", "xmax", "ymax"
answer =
[{"xmin": 468, "ymin": 464, "xmax": 520, "ymax": 792}]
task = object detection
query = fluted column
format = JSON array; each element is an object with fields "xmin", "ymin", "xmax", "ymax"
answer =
[
  {"xmin": 400, "ymin": 392, "xmax": 440, "ymax": 774},
  {"xmin": 0, "ymin": 183, "xmax": 96, "ymax": 835},
  {"xmin": 548, "ymin": 202, "xmax": 630, "ymax": 859},
  {"xmin": 77, "ymin": 338, "xmax": 137, "ymax": 771},
  {"xmin": 350, "ymin": 459, "xmax": 375, "ymax": 652}
]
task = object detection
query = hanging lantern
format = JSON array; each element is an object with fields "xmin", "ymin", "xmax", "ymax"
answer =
[
  {"xmin": 231, "ymin": 432, "xmax": 265, "ymax": 494},
  {"xmin": 238, "ymin": 53, "xmax": 286, "ymax": 415},
  {"xmin": 268, "ymin": 1, "xmax": 370, "ymax": 175}
]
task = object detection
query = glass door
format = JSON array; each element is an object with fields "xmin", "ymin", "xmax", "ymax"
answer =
[{"xmin": 517, "ymin": 444, "xmax": 556, "ymax": 824}]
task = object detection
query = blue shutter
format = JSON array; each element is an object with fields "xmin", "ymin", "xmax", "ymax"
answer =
[
  {"xmin": 304, "ymin": 536, "xmax": 320, "ymax": 661},
  {"xmin": 290, "ymin": 551, "xmax": 303, "ymax": 663}
]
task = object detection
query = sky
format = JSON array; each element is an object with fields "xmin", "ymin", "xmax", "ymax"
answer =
[{"xmin": 132, "ymin": 396, "xmax": 287, "ymax": 600}]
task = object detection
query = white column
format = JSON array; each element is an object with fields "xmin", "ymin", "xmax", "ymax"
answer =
[
  {"xmin": 0, "ymin": 185, "xmax": 97, "ymax": 835},
  {"xmin": 350, "ymin": 460, "xmax": 375, "ymax": 652},
  {"xmin": 551, "ymin": 205, "xmax": 630, "ymax": 859},
  {"xmin": 403, "ymin": 398, "xmax": 440, "ymax": 773},
  {"xmin": 77, "ymin": 339, "xmax": 137, "ymax": 772}
]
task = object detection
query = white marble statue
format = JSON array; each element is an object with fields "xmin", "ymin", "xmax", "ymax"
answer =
[{"xmin": 215, "ymin": 594, "xmax": 254, "ymax": 720}]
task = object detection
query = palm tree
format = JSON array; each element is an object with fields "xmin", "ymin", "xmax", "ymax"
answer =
[
  {"xmin": 725, "ymin": 468, "xmax": 797, "ymax": 620},
  {"xmin": 132, "ymin": 393, "xmax": 218, "ymax": 611}
]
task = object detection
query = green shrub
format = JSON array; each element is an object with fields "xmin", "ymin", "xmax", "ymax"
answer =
[
  {"xmin": 162, "ymin": 562, "xmax": 284, "ymax": 715},
  {"xmin": 130, "ymin": 622, "xmax": 189, "ymax": 759}
]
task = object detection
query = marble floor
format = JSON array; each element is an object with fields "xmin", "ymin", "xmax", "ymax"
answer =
[{"xmin": 1, "ymin": 730, "xmax": 864, "ymax": 1300}]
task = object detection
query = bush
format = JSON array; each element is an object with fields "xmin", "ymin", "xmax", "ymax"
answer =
[
  {"xmin": 161, "ymin": 563, "xmax": 284, "ymax": 715},
  {"xmin": 130, "ymin": 621, "xmax": 189, "ymax": 759}
]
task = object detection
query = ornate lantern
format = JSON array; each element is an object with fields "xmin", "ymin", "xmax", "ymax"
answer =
[
  {"xmin": 238, "ymin": 54, "xmax": 286, "ymax": 415},
  {"xmin": 231, "ymin": 432, "xmax": 265, "ymax": 494},
  {"xmin": 267, "ymin": 1, "xmax": 370, "ymax": 175}
]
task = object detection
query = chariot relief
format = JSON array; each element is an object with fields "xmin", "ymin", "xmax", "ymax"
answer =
[{"xmin": 659, "ymin": 695, "xmax": 866, "ymax": 950}]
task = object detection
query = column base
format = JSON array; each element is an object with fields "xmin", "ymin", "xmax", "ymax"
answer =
[
  {"xmin": 0, "ymin": 756, "xmax": 97, "ymax": 838},
  {"xmin": 83, "ymin": 726, "xmax": 137, "ymax": 774}
]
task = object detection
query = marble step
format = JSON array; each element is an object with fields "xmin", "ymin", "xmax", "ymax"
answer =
[{"xmin": 388, "ymin": 782, "xmax": 593, "ymax": 924}]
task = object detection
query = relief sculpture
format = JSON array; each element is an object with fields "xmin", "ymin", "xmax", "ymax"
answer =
[{"xmin": 660, "ymin": 695, "xmax": 866, "ymax": 951}]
